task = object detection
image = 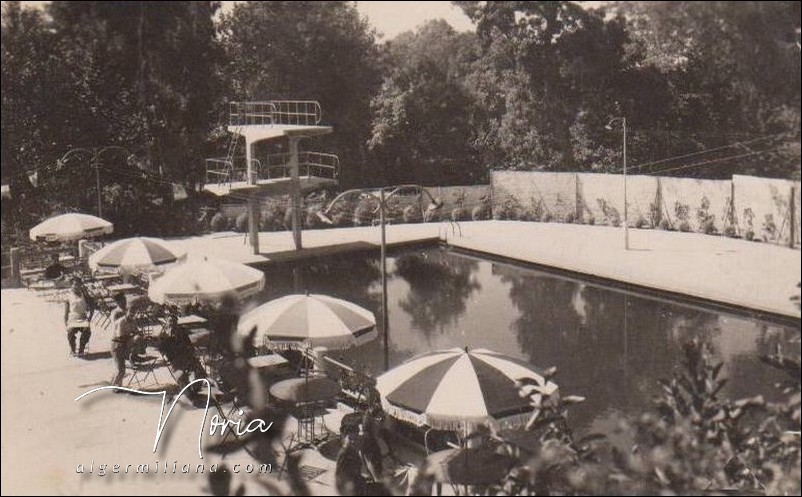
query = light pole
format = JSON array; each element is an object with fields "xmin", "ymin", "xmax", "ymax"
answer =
[
  {"xmin": 56, "ymin": 146, "xmax": 134, "ymax": 218},
  {"xmin": 606, "ymin": 117, "xmax": 629, "ymax": 250},
  {"xmin": 317, "ymin": 185, "xmax": 443, "ymax": 371}
]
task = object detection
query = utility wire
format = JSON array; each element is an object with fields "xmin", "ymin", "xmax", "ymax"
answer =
[
  {"xmin": 640, "ymin": 146, "xmax": 788, "ymax": 176},
  {"xmin": 609, "ymin": 132, "xmax": 793, "ymax": 175}
]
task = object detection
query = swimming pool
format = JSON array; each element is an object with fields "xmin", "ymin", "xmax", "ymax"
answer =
[{"xmin": 256, "ymin": 245, "xmax": 800, "ymax": 434}]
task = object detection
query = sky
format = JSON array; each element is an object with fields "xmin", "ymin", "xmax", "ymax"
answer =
[
  {"xmin": 11, "ymin": 1, "xmax": 476, "ymax": 41},
  {"xmin": 355, "ymin": 1, "xmax": 474, "ymax": 40}
]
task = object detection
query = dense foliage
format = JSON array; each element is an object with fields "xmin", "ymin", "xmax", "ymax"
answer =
[{"xmin": 2, "ymin": 1, "xmax": 800, "ymax": 241}]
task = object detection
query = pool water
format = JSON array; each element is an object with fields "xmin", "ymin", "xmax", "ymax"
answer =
[{"xmin": 256, "ymin": 245, "xmax": 800, "ymax": 434}]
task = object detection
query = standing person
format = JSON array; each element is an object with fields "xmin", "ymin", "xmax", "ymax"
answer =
[
  {"xmin": 64, "ymin": 277, "xmax": 93, "ymax": 356},
  {"xmin": 109, "ymin": 294, "xmax": 134, "ymax": 388}
]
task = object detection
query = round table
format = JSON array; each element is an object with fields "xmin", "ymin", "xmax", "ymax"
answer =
[
  {"xmin": 269, "ymin": 377, "xmax": 341, "ymax": 404},
  {"xmin": 269, "ymin": 377, "xmax": 341, "ymax": 448}
]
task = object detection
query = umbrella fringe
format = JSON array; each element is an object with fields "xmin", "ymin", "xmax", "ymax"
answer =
[
  {"xmin": 259, "ymin": 329, "xmax": 378, "ymax": 351},
  {"xmin": 381, "ymin": 399, "xmax": 535, "ymax": 432}
]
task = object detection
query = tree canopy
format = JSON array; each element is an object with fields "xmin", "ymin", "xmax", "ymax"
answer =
[{"xmin": 1, "ymin": 1, "xmax": 800, "ymax": 239}]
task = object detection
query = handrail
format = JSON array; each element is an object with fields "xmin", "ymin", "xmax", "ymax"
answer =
[
  {"xmin": 204, "ymin": 157, "xmax": 261, "ymax": 186},
  {"xmin": 263, "ymin": 151, "xmax": 339, "ymax": 180},
  {"xmin": 229, "ymin": 101, "xmax": 322, "ymax": 127}
]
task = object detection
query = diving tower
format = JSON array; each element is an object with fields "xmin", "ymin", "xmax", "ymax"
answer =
[{"xmin": 204, "ymin": 101, "xmax": 337, "ymax": 253}]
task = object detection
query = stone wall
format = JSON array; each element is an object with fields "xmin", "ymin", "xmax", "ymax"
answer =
[
  {"xmin": 732, "ymin": 175, "xmax": 797, "ymax": 245},
  {"xmin": 491, "ymin": 171, "xmax": 799, "ymax": 247},
  {"xmin": 659, "ymin": 177, "xmax": 732, "ymax": 233},
  {"xmin": 491, "ymin": 171, "xmax": 577, "ymax": 221},
  {"xmin": 577, "ymin": 173, "xmax": 659, "ymax": 226}
]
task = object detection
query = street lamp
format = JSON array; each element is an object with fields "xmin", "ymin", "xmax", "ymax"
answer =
[
  {"xmin": 56, "ymin": 146, "xmax": 134, "ymax": 218},
  {"xmin": 317, "ymin": 185, "xmax": 443, "ymax": 371},
  {"xmin": 606, "ymin": 117, "xmax": 629, "ymax": 250}
]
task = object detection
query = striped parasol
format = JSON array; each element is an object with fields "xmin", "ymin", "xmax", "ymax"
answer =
[
  {"xmin": 376, "ymin": 348, "xmax": 558, "ymax": 431},
  {"xmin": 148, "ymin": 258, "xmax": 265, "ymax": 304},
  {"xmin": 236, "ymin": 294, "xmax": 377, "ymax": 350},
  {"xmin": 88, "ymin": 237, "xmax": 186, "ymax": 272},
  {"xmin": 29, "ymin": 213, "xmax": 113, "ymax": 242}
]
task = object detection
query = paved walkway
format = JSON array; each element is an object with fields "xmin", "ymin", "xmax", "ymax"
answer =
[
  {"xmin": 172, "ymin": 221, "xmax": 800, "ymax": 319},
  {"xmin": 0, "ymin": 289, "xmax": 338, "ymax": 495}
]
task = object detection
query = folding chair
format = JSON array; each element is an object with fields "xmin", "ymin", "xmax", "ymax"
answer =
[{"xmin": 125, "ymin": 347, "xmax": 162, "ymax": 390}]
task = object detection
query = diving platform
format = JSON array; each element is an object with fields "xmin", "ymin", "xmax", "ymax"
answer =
[
  {"xmin": 203, "ymin": 100, "xmax": 338, "ymax": 253},
  {"xmin": 203, "ymin": 175, "xmax": 338, "ymax": 197}
]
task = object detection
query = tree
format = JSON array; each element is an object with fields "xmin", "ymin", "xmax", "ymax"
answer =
[
  {"xmin": 368, "ymin": 20, "xmax": 484, "ymax": 185},
  {"xmin": 457, "ymin": 1, "xmax": 658, "ymax": 172},
  {"xmin": 1, "ymin": 2, "xmax": 65, "ymax": 193},
  {"xmin": 609, "ymin": 1, "xmax": 801, "ymax": 179},
  {"xmin": 219, "ymin": 1, "xmax": 381, "ymax": 188},
  {"xmin": 47, "ymin": 1, "xmax": 222, "ymax": 188}
]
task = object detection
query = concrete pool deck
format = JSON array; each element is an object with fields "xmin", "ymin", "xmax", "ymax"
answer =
[
  {"xmin": 171, "ymin": 221, "xmax": 801, "ymax": 320},
  {"xmin": 0, "ymin": 288, "xmax": 341, "ymax": 495},
  {"xmin": 2, "ymin": 221, "xmax": 799, "ymax": 495}
]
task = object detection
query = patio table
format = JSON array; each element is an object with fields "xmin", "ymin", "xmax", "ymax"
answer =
[{"xmin": 270, "ymin": 377, "xmax": 341, "ymax": 449}]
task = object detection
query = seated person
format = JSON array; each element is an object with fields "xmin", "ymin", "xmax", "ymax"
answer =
[
  {"xmin": 156, "ymin": 315, "xmax": 207, "ymax": 403},
  {"xmin": 44, "ymin": 253, "xmax": 67, "ymax": 282}
]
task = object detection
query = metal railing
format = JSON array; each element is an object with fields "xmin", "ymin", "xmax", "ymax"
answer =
[
  {"xmin": 229, "ymin": 101, "xmax": 323, "ymax": 127},
  {"xmin": 204, "ymin": 157, "xmax": 262, "ymax": 186},
  {"xmin": 263, "ymin": 151, "xmax": 340, "ymax": 180}
]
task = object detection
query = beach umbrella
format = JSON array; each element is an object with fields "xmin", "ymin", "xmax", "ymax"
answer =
[
  {"xmin": 148, "ymin": 258, "xmax": 265, "ymax": 304},
  {"xmin": 29, "ymin": 213, "xmax": 113, "ymax": 242},
  {"xmin": 88, "ymin": 237, "xmax": 186, "ymax": 272},
  {"xmin": 236, "ymin": 293, "xmax": 377, "ymax": 350},
  {"xmin": 376, "ymin": 348, "xmax": 558, "ymax": 432}
]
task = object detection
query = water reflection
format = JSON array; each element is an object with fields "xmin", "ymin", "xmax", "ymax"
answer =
[
  {"xmin": 394, "ymin": 251, "xmax": 481, "ymax": 336},
  {"xmin": 255, "ymin": 246, "xmax": 798, "ymax": 435}
]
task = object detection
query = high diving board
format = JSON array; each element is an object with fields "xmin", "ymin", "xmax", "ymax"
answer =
[
  {"xmin": 203, "ymin": 175, "xmax": 338, "ymax": 197},
  {"xmin": 227, "ymin": 123, "xmax": 333, "ymax": 143}
]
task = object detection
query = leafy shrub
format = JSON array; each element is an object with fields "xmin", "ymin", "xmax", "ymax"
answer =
[
  {"xmin": 423, "ymin": 207, "xmax": 440, "ymax": 223},
  {"xmin": 696, "ymin": 196, "xmax": 716, "ymax": 235},
  {"xmin": 723, "ymin": 225, "xmax": 737, "ymax": 238},
  {"xmin": 659, "ymin": 218, "xmax": 674, "ymax": 231},
  {"xmin": 649, "ymin": 201, "xmax": 661, "ymax": 228},
  {"xmin": 282, "ymin": 206, "xmax": 295, "ymax": 229},
  {"xmin": 585, "ymin": 215, "xmax": 596, "ymax": 225},
  {"xmin": 634, "ymin": 216, "xmax": 647, "ymax": 229},
  {"xmin": 332, "ymin": 211, "xmax": 349, "ymax": 226},
  {"xmin": 305, "ymin": 208, "xmax": 321, "ymax": 229},
  {"xmin": 260, "ymin": 204, "xmax": 284, "ymax": 231},
  {"xmin": 493, "ymin": 208, "xmax": 505, "ymax": 220},
  {"xmin": 674, "ymin": 201, "xmax": 692, "ymax": 232},
  {"xmin": 762, "ymin": 213, "xmax": 777, "ymax": 242},
  {"xmin": 402, "ymin": 205, "xmax": 422, "ymax": 223},
  {"xmin": 235, "ymin": 212, "xmax": 248, "ymax": 232},
  {"xmin": 451, "ymin": 207, "xmax": 466, "ymax": 222},
  {"xmin": 701, "ymin": 219, "xmax": 717, "ymax": 235},
  {"xmin": 741, "ymin": 208, "xmax": 755, "ymax": 241},
  {"xmin": 353, "ymin": 203, "xmax": 373, "ymax": 226},
  {"xmin": 542, "ymin": 212, "xmax": 553, "ymax": 223},
  {"xmin": 564, "ymin": 211, "xmax": 576, "ymax": 224},
  {"xmin": 530, "ymin": 198, "xmax": 544, "ymax": 222},
  {"xmin": 597, "ymin": 198, "xmax": 621, "ymax": 226},
  {"xmin": 472, "ymin": 204, "xmax": 489, "ymax": 221},
  {"xmin": 209, "ymin": 212, "xmax": 227, "ymax": 232}
]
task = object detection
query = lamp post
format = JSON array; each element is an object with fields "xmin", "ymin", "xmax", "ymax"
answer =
[
  {"xmin": 56, "ymin": 146, "xmax": 134, "ymax": 218},
  {"xmin": 606, "ymin": 117, "xmax": 629, "ymax": 250},
  {"xmin": 317, "ymin": 185, "xmax": 443, "ymax": 371}
]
